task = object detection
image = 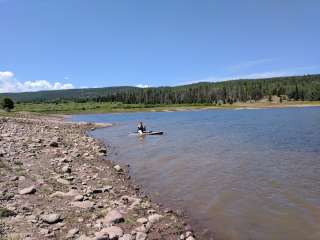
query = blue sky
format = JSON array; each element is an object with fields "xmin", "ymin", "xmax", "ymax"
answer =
[{"xmin": 1, "ymin": 0, "xmax": 320, "ymax": 92}]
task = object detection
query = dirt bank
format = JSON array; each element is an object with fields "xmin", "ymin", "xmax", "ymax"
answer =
[{"xmin": 0, "ymin": 115, "xmax": 197, "ymax": 240}]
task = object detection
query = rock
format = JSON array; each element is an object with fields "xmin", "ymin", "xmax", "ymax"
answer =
[
  {"xmin": 136, "ymin": 217, "xmax": 148, "ymax": 224},
  {"xmin": 90, "ymin": 186, "xmax": 112, "ymax": 195},
  {"xmin": 49, "ymin": 141, "xmax": 59, "ymax": 147},
  {"xmin": 57, "ymin": 178, "xmax": 71, "ymax": 185},
  {"xmin": 99, "ymin": 148, "xmax": 107, "ymax": 154},
  {"xmin": 103, "ymin": 209, "xmax": 124, "ymax": 224},
  {"xmin": 148, "ymin": 214, "xmax": 163, "ymax": 224},
  {"xmin": 113, "ymin": 165, "xmax": 122, "ymax": 172},
  {"xmin": 186, "ymin": 237, "xmax": 195, "ymax": 240},
  {"xmin": 41, "ymin": 213, "xmax": 62, "ymax": 224},
  {"xmin": 74, "ymin": 194, "xmax": 84, "ymax": 201},
  {"xmin": 147, "ymin": 209, "xmax": 156, "ymax": 214},
  {"xmin": 135, "ymin": 225, "xmax": 147, "ymax": 233},
  {"xmin": 96, "ymin": 236, "xmax": 109, "ymax": 240},
  {"xmin": 92, "ymin": 188, "xmax": 103, "ymax": 194},
  {"xmin": 19, "ymin": 186, "xmax": 36, "ymax": 195},
  {"xmin": 119, "ymin": 234, "xmax": 133, "ymax": 240},
  {"xmin": 67, "ymin": 228, "xmax": 79, "ymax": 238},
  {"xmin": 77, "ymin": 235, "xmax": 92, "ymax": 240},
  {"xmin": 164, "ymin": 208, "xmax": 173, "ymax": 213},
  {"xmin": 103, "ymin": 185, "xmax": 113, "ymax": 191},
  {"xmin": 40, "ymin": 228, "xmax": 50, "ymax": 235},
  {"xmin": 145, "ymin": 222, "xmax": 152, "ymax": 231},
  {"xmin": 10, "ymin": 176, "xmax": 19, "ymax": 181},
  {"xmin": 59, "ymin": 157, "xmax": 72, "ymax": 163},
  {"xmin": 71, "ymin": 201, "xmax": 94, "ymax": 209},
  {"xmin": 136, "ymin": 232, "xmax": 147, "ymax": 240},
  {"xmin": 66, "ymin": 176, "xmax": 75, "ymax": 181},
  {"xmin": 19, "ymin": 176, "xmax": 26, "ymax": 181},
  {"xmin": 50, "ymin": 190, "xmax": 79, "ymax": 198},
  {"xmin": 96, "ymin": 226, "xmax": 123, "ymax": 240},
  {"xmin": 62, "ymin": 165, "xmax": 71, "ymax": 173}
]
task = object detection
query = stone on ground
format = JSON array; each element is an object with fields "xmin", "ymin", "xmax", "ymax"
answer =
[
  {"xmin": 148, "ymin": 213, "xmax": 163, "ymax": 224},
  {"xmin": 136, "ymin": 232, "xmax": 147, "ymax": 240},
  {"xmin": 41, "ymin": 213, "xmax": 61, "ymax": 224},
  {"xmin": 95, "ymin": 226, "xmax": 123, "ymax": 240},
  {"xmin": 103, "ymin": 209, "xmax": 124, "ymax": 224},
  {"xmin": 19, "ymin": 186, "xmax": 36, "ymax": 195}
]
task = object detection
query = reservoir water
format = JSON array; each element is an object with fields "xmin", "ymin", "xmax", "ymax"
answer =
[{"xmin": 71, "ymin": 107, "xmax": 320, "ymax": 240}]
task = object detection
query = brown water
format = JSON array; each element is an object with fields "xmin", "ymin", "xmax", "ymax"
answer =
[{"xmin": 72, "ymin": 107, "xmax": 320, "ymax": 240}]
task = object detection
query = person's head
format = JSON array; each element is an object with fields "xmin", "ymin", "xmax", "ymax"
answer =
[{"xmin": 139, "ymin": 121, "xmax": 143, "ymax": 125}]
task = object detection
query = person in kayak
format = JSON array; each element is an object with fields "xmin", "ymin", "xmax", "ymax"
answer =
[{"xmin": 137, "ymin": 121, "xmax": 146, "ymax": 134}]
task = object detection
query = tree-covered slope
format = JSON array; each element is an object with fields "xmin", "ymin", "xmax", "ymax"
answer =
[{"xmin": 1, "ymin": 74, "xmax": 320, "ymax": 104}]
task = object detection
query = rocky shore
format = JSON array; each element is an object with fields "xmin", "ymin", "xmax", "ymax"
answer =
[{"xmin": 0, "ymin": 116, "xmax": 197, "ymax": 240}]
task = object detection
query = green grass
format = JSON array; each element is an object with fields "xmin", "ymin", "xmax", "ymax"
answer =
[
  {"xmin": 13, "ymin": 102, "xmax": 227, "ymax": 114},
  {"xmin": 2, "ymin": 100, "xmax": 320, "ymax": 115}
]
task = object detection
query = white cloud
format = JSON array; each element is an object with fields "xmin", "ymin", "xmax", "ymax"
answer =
[
  {"xmin": 0, "ymin": 71, "xmax": 74, "ymax": 93},
  {"xmin": 0, "ymin": 71, "xmax": 15, "ymax": 79},
  {"xmin": 136, "ymin": 84, "xmax": 150, "ymax": 88}
]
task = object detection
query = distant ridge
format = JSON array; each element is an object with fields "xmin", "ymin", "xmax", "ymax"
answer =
[{"xmin": 1, "ymin": 74, "xmax": 320, "ymax": 103}]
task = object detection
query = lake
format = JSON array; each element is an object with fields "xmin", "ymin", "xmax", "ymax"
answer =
[{"xmin": 71, "ymin": 107, "xmax": 320, "ymax": 240}]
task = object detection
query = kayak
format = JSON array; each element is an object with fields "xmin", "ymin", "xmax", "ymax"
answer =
[{"xmin": 128, "ymin": 131, "xmax": 164, "ymax": 136}]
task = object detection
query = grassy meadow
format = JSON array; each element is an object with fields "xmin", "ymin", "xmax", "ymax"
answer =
[{"xmin": 0, "ymin": 100, "xmax": 317, "ymax": 116}]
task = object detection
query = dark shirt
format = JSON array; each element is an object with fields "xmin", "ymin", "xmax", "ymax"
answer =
[{"xmin": 137, "ymin": 124, "xmax": 146, "ymax": 132}]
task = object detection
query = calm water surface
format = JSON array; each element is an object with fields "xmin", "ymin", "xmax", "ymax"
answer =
[{"xmin": 71, "ymin": 107, "xmax": 320, "ymax": 240}]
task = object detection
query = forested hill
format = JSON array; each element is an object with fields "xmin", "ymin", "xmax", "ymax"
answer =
[{"xmin": 2, "ymin": 74, "xmax": 320, "ymax": 104}]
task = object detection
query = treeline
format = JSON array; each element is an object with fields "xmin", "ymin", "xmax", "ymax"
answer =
[{"xmin": 2, "ymin": 74, "xmax": 320, "ymax": 104}]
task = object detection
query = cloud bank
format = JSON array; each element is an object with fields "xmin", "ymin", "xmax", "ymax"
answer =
[
  {"xmin": 0, "ymin": 71, "xmax": 74, "ymax": 93},
  {"xmin": 136, "ymin": 84, "xmax": 150, "ymax": 88}
]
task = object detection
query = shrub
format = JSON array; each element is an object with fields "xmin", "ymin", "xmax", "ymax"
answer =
[
  {"xmin": 0, "ymin": 207, "xmax": 16, "ymax": 218},
  {"xmin": 0, "ymin": 97, "xmax": 14, "ymax": 112}
]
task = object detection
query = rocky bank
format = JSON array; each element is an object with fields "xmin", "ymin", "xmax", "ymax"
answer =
[{"xmin": 0, "ymin": 116, "xmax": 197, "ymax": 240}]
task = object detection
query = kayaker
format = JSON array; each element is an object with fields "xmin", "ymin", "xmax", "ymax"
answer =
[{"xmin": 137, "ymin": 121, "xmax": 146, "ymax": 133}]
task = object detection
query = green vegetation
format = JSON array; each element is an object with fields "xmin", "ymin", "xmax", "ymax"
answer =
[
  {"xmin": 0, "ymin": 207, "xmax": 16, "ymax": 218},
  {"xmin": 1, "ymin": 74, "xmax": 320, "ymax": 114},
  {"xmin": 2, "ymin": 74, "xmax": 320, "ymax": 104},
  {"xmin": 13, "ymin": 102, "xmax": 227, "ymax": 114},
  {"xmin": 8, "ymin": 100, "xmax": 320, "ymax": 114},
  {"xmin": 0, "ymin": 97, "xmax": 14, "ymax": 112}
]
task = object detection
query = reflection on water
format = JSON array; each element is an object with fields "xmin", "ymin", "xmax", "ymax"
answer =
[{"xmin": 71, "ymin": 107, "xmax": 320, "ymax": 240}]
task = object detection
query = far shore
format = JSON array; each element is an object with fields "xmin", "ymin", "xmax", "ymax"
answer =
[{"xmin": 1, "ymin": 101, "xmax": 320, "ymax": 116}]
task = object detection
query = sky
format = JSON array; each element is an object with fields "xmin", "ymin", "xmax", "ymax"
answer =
[{"xmin": 1, "ymin": 0, "xmax": 320, "ymax": 93}]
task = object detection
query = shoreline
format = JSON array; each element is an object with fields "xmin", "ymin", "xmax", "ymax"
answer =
[
  {"xmin": 7, "ymin": 101, "xmax": 320, "ymax": 116},
  {"xmin": 0, "ymin": 114, "xmax": 198, "ymax": 240}
]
